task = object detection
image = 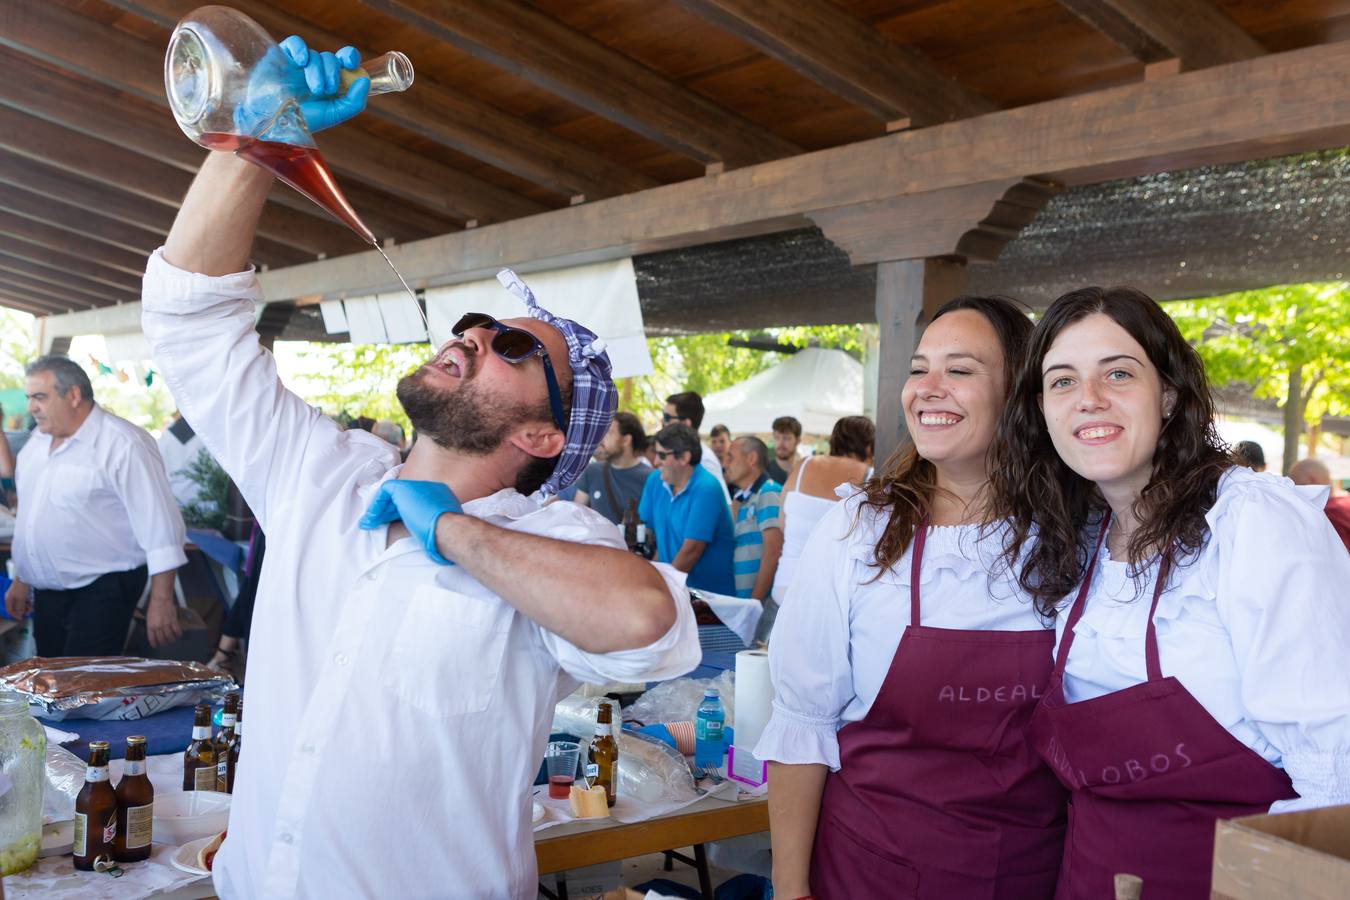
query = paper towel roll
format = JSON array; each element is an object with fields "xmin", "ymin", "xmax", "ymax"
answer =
[{"xmin": 733, "ymin": 649, "xmax": 772, "ymax": 752}]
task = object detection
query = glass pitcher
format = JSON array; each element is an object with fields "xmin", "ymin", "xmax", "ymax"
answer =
[
  {"xmin": 164, "ymin": 6, "xmax": 413, "ymax": 244},
  {"xmin": 0, "ymin": 693, "xmax": 45, "ymax": 875}
]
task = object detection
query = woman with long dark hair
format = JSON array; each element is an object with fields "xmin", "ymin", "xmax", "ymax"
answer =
[
  {"xmin": 992, "ymin": 286, "xmax": 1350, "ymax": 899},
  {"xmin": 755, "ymin": 296, "xmax": 1067, "ymax": 899}
]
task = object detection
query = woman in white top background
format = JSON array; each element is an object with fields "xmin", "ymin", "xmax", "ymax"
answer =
[
  {"xmin": 756, "ymin": 296, "xmax": 1068, "ymax": 899},
  {"xmin": 991, "ymin": 286, "xmax": 1350, "ymax": 899},
  {"xmin": 756, "ymin": 415, "xmax": 873, "ymax": 643}
]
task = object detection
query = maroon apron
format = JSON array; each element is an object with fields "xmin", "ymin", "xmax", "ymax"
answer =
[
  {"xmin": 810, "ymin": 519, "xmax": 1067, "ymax": 900},
  {"xmin": 1030, "ymin": 516, "xmax": 1297, "ymax": 899}
]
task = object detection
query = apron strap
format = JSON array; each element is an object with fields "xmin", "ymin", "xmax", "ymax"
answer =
[
  {"xmin": 910, "ymin": 514, "xmax": 928, "ymax": 628},
  {"xmin": 1053, "ymin": 512, "xmax": 1111, "ymax": 676},
  {"xmin": 1143, "ymin": 550, "xmax": 1175, "ymax": 682}
]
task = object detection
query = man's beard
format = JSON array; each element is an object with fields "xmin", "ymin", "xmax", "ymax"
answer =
[{"xmin": 396, "ymin": 363, "xmax": 548, "ymax": 455}]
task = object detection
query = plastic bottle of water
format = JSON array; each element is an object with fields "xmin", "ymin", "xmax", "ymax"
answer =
[{"xmin": 694, "ymin": 688, "xmax": 726, "ymax": 769}]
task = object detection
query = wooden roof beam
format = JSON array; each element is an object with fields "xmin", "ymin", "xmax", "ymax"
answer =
[
  {"xmin": 102, "ymin": 0, "xmax": 659, "ymax": 199},
  {"xmin": 250, "ymin": 40, "xmax": 1350, "ymax": 302},
  {"xmin": 362, "ymin": 0, "xmax": 802, "ymax": 166},
  {"xmin": 0, "ymin": 209, "xmax": 148, "ymax": 278},
  {"xmin": 0, "ymin": 0, "xmax": 542, "ymax": 224},
  {"xmin": 1059, "ymin": 0, "xmax": 1266, "ymax": 70},
  {"xmin": 0, "ymin": 239, "xmax": 143, "ymax": 295},
  {"xmin": 0, "ymin": 275, "xmax": 101, "ymax": 313},
  {"xmin": 0, "ymin": 292, "xmax": 69, "ymax": 318},
  {"xmin": 0, "ymin": 259, "xmax": 134, "ymax": 309},
  {"xmin": 673, "ymin": 0, "xmax": 995, "ymax": 125},
  {"xmin": 0, "ymin": 151, "xmax": 308, "ymax": 271}
]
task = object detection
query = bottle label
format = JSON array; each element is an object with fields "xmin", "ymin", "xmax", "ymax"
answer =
[
  {"xmin": 124, "ymin": 804, "xmax": 152, "ymax": 849},
  {"xmin": 217, "ymin": 757, "xmax": 231, "ymax": 790},
  {"xmin": 85, "ymin": 765, "xmax": 109, "ymax": 783},
  {"xmin": 584, "ymin": 763, "xmax": 599, "ymax": 779},
  {"xmin": 235, "ymin": 720, "xmax": 242, "ymax": 736},
  {"xmin": 73, "ymin": 812, "xmax": 87, "ymax": 857},
  {"xmin": 697, "ymin": 719, "xmax": 723, "ymax": 740},
  {"xmin": 192, "ymin": 725, "xmax": 211, "ymax": 740},
  {"xmin": 636, "ymin": 525, "xmax": 647, "ymax": 542},
  {"xmin": 595, "ymin": 721, "xmax": 611, "ymax": 737},
  {"xmin": 194, "ymin": 766, "xmax": 217, "ymax": 791},
  {"xmin": 102, "ymin": 813, "xmax": 117, "ymax": 845},
  {"xmin": 221, "ymin": 714, "xmax": 237, "ymax": 728},
  {"xmin": 124, "ymin": 760, "xmax": 145, "ymax": 777}
]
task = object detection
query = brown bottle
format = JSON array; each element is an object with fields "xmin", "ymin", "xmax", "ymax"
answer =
[
  {"xmin": 114, "ymin": 736, "xmax": 153, "ymax": 862},
  {"xmin": 587, "ymin": 701, "xmax": 619, "ymax": 808},
  {"xmin": 215, "ymin": 693, "xmax": 240, "ymax": 793},
  {"xmin": 623, "ymin": 499, "xmax": 640, "ymax": 552},
  {"xmin": 74, "ymin": 741, "xmax": 117, "ymax": 871},
  {"xmin": 183, "ymin": 704, "xmax": 218, "ymax": 791}
]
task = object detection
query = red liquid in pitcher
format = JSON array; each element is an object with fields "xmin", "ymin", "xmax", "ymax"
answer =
[{"xmin": 202, "ymin": 133, "xmax": 376, "ymax": 245}]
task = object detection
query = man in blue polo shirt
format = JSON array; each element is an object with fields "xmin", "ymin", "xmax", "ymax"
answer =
[{"xmin": 639, "ymin": 423, "xmax": 735, "ymax": 595}]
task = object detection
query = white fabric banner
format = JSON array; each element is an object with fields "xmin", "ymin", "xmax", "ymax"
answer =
[
  {"xmin": 424, "ymin": 258, "xmax": 653, "ymax": 378},
  {"xmin": 342, "ymin": 296, "xmax": 387, "ymax": 344}
]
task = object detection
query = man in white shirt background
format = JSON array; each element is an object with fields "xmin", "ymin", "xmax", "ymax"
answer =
[
  {"xmin": 141, "ymin": 36, "xmax": 699, "ymax": 899},
  {"xmin": 4, "ymin": 356, "xmax": 186, "ymax": 655}
]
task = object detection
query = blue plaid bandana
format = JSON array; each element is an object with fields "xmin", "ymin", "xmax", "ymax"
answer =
[{"xmin": 496, "ymin": 269, "xmax": 618, "ymax": 497}]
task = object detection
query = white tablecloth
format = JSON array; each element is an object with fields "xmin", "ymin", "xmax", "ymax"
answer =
[{"xmin": 696, "ymin": 592, "xmax": 764, "ymax": 647}]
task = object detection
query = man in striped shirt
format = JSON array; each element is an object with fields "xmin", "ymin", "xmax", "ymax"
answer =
[{"xmin": 724, "ymin": 436, "xmax": 784, "ymax": 601}]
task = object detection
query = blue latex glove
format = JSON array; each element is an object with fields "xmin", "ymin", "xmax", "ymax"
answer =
[
  {"xmin": 359, "ymin": 480, "xmax": 462, "ymax": 566},
  {"xmin": 278, "ymin": 36, "xmax": 369, "ymax": 132}
]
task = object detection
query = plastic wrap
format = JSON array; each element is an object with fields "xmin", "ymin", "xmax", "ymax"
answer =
[
  {"xmin": 616, "ymin": 731, "xmax": 700, "ymax": 805},
  {"xmin": 0, "ymin": 657, "xmax": 236, "ymax": 721},
  {"xmin": 551, "ymin": 692, "xmax": 601, "ymax": 743},
  {"xmin": 41, "ymin": 744, "xmax": 83, "ymax": 825},
  {"xmin": 626, "ymin": 671, "xmax": 736, "ymax": 728}
]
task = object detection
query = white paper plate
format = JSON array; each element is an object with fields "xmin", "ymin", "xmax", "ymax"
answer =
[
  {"xmin": 170, "ymin": 834, "xmax": 218, "ymax": 876},
  {"xmin": 532, "ymin": 801, "xmax": 545, "ymax": 824}
]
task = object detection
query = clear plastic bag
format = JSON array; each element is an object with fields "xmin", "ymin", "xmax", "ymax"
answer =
[
  {"xmin": 551, "ymin": 692, "xmax": 601, "ymax": 743},
  {"xmin": 616, "ymin": 731, "xmax": 699, "ymax": 805},
  {"xmin": 625, "ymin": 671, "xmax": 736, "ymax": 728},
  {"xmin": 41, "ymin": 744, "xmax": 84, "ymax": 825}
]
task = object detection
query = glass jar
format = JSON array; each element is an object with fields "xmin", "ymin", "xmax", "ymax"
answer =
[{"xmin": 0, "ymin": 693, "xmax": 44, "ymax": 875}]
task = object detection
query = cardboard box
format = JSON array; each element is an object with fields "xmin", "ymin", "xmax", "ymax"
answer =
[{"xmin": 1211, "ymin": 804, "xmax": 1350, "ymax": 899}]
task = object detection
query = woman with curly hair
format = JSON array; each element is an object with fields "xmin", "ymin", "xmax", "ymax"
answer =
[
  {"xmin": 991, "ymin": 286, "xmax": 1350, "ymax": 899},
  {"xmin": 755, "ymin": 296, "xmax": 1067, "ymax": 900}
]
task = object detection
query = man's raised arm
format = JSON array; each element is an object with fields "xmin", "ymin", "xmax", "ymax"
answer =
[{"xmin": 163, "ymin": 152, "xmax": 272, "ymax": 276}]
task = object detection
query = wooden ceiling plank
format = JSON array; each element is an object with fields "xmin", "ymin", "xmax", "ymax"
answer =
[
  {"xmin": 0, "ymin": 239, "xmax": 144, "ymax": 294},
  {"xmin": 0, "ymin": 292, "xmax": 68, "ymax": 317},
  {"xmin": 363, "ymin": 0, "xmax": 802, "ymax": 166},
  {"xmin": 0, "ymin": 0, "xmax": 541, "ymax": 225},
  {"xmin": 0, "ymin": 105, "xmax": 354, "ymax": 258},
  {"xmin": 1059, "ymin": 0, "xmax": 1266, "ymax": 69},
  {"xmin": 0, "ymin": 275, "xmax": 100, "ymax": 312},
  {"xmin": 252, "ymin": 40, "xmax": 1350, "ymax": 302},
  {"xmin": 102, "ymin": 0, "xmax": 658, "ymax": 198},
  {"xmin": 0, "ymin": 151, "xmax": 307, "ymax": 270},
  {"xmin": 0, "ymin": 209, "xmax": 147, "ymax": 277},
  {"xmin": 0, "ymin": 47, "xmax": 449, "ymax": 247},
  {"xmin": 673, "ymin": 0, "xmax": 996, "ymax": 125},
  {"xmin": 0, "ymin": 252, "xmax": 139, "ymax": 306},
  {"xmin": 0, "ymin": 261, "xmax": 131, "ymax": 308},
  {"xmin": 0, "ymin": 182, "xmax": 157, "ymax": 256}
]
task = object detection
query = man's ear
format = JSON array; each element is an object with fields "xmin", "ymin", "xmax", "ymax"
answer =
[{"xmin": 508, "ymin": 423, "xmax": 566, "ymax": 461}]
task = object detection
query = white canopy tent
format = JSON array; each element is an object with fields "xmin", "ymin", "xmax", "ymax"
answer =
[{"xmin": 703, "ymin": 347, "xmax": 864, "ymax": 436}]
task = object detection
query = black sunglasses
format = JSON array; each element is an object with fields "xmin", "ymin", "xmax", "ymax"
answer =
[{"xmin": 451, "ymin": 312, "xmax": 566, "ymax": 431}]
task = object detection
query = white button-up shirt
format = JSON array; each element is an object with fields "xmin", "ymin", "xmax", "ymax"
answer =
[
  {"xmin": 13, "ymin": 404, "xmax": 186, "ymax": 590},
  {"xmin": 142, "ymin": 249, "xmax": 701, "ymax": 899}
]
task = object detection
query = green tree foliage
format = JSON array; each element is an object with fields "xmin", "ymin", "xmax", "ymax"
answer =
[
  {"xmin": 1169, "ymin": 282, "xmax": 1350, "ymax": 470},
  {"xmin": 0, "ymin": 309, "xmax": 35, "ymax": 391},
  {"xmin": 279, "ymin": 341, "xmax": 424, "ymax": 433},
  {"xmin": 179, "ymin": 449, "xmax": 231, "ymax": 530}
]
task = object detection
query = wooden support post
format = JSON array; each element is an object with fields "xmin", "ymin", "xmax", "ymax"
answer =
[{"xmin": 873, "ymin": 258, "xmax": 966, "ymax": 466}]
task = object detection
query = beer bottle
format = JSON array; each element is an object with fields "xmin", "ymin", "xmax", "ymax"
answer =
[
  {"xmin": 183, "ymin": 704, "xmax": 218, "ymax": 792},
  {"xmin": 114, "ymin": 736, "xmax": 153, "ymax": 862},
  {"xmin": 74, "ymin": 741, "xmax": 117, "ymax": 871},
  {"xmin": 623, "ymin": 504, "xmax": 639, "ymax": 553},
  {"xmin": 215, "ymin": 693, "xmax": 240, "ymax": 793},
  {"xmin": 586, "ymin": 701, "xmax": 619, "ymax": 808}
]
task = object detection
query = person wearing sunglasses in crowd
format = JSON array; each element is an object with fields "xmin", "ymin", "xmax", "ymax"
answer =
[
  {"xmin": 758, "ymin": 297, "xmax": 1068, "ymax": 900},
  {"xmin": 140, "ymin": 37, "xmax": 699, "ymax": 900},
  {"xmin": 990, "ymin": 287, "xmax": 1350, "ymax": 899}
]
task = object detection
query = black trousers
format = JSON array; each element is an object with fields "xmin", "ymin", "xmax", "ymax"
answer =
[{"xmin": 33, "ymin": 565, "xmax": 148, "ymax": 657}]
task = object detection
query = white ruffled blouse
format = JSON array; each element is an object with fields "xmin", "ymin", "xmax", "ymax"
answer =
[
  {"xmin": 1057, "ymin": 466, "xmax": 1350, "ymax": 812},
  {"xmin": 755, "ymin": 490, "xmax": 1047, "ymax": 771}
]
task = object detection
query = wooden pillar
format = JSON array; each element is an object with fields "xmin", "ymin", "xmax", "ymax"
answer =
[{"xmin": 873, "ymin": 258, "xmax": 967, "ymax": 466}]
